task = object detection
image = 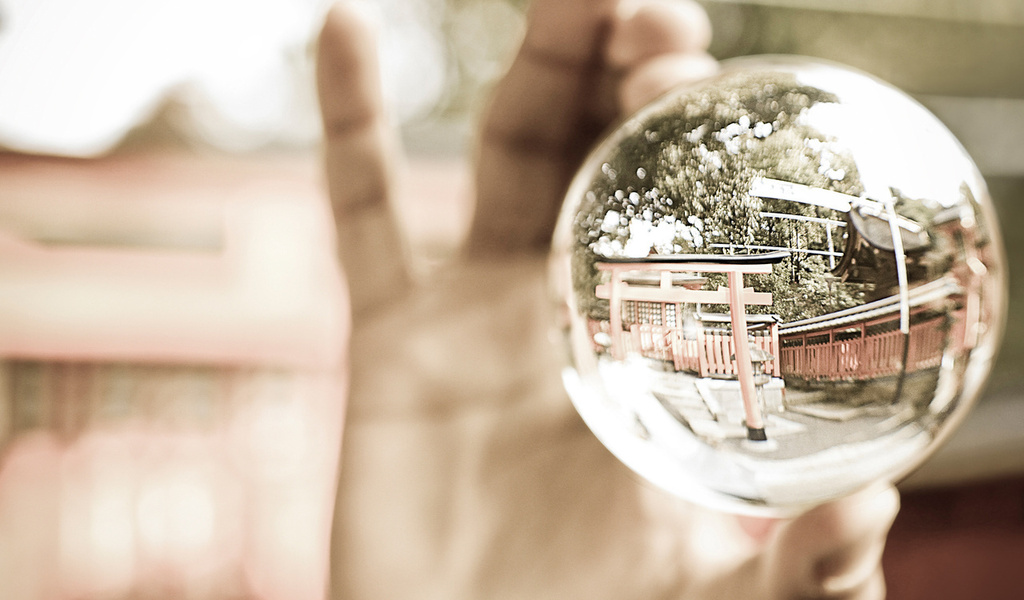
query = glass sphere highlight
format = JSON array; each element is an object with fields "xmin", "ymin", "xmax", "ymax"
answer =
[{"xmin": 550, "ymin": 56, "xmax": 1006, "ymax": 515}]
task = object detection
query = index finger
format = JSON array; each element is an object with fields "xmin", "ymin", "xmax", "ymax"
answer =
[{"xmin": 317, "ymin": 4, "xmax": 410, "ymax": 315}]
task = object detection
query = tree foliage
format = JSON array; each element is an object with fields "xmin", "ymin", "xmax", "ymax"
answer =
[{"xmin": 570, "ymin": 71, "xmax": 871, "ymax": 322}]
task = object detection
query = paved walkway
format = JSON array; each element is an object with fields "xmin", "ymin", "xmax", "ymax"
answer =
[{"xmin": 646, "ymin": 363, "xmax": 942, "ymax": 461}]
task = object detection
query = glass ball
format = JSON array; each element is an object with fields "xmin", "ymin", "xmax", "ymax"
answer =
[{"xmin": 550, "ymin": 56, "xmax": 1007, "ymax": 515}]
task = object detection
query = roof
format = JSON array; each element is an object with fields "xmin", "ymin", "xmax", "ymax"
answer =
[
  {"xmin": 598, "ymin": 250, "xmax": 791, "ymax": 265},
  {"xmin": 779, "ymin": 277, "xmax": 962, "ymax": 335}
]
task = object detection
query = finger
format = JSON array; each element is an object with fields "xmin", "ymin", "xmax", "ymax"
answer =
[
  {"xmin": 482, "ymin": 0, "xmax": 617, "ymax": 152},
  {"xmin": 467, "ymin": 0, "xmax": 716, "ymax": 256},
  {"xmin": 618, "ymin": 52, "xmax": 718, "ymax": 115},
  {"xmin": 606, "ymin": 0, "xmax": 713, "ymax": 68},
  {"xmin": 847, "ymin": 568, "xmax": 887, "ymax": 600},
  {"xmin": 317, "ymin": 3, "xmax": 410, "ymax": 315},
  {"xmin": 736, "ymin": 513, "xmax": 781, "ymax": 544},
  {"xmin": 467, "ymin": 0, "xmax": 618, "ymax": 255},
  {"xmin": 609, "ymin": 0, "xmax": 717, "ymax": 114},
  {"xmin": 766, "ymin": 484, "xmax": 900, "ymax": 599}
]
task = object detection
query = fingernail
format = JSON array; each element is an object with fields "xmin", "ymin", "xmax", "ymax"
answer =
[{"xmin": 736, "ymin": 514, "xmax": 780, "ymax": 543}]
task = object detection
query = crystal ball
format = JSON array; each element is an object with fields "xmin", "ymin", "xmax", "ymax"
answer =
[{"xmin": 550, "ymin": 56, "xmax": 1007, "ymax": 515}]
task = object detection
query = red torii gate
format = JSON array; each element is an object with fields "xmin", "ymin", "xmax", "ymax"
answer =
[{"xmin": 596, "ymin": 251, "xmax": 789, "ymax": 442}]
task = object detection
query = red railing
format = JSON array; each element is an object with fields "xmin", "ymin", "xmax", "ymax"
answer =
[
  {"xmin": 778, "ymin": 313, "xmax": 951, "ymax": 382},
  {"xmin": 595, "ymin": 321, "xmax": 780, "ymax": 379},
  {"xmin": 588, "ymin": 310, "xmax": 952, "ymax": 382},
  {"xmin": 697, "ymin": 328, "xmax": 778, "ymax": 378}
]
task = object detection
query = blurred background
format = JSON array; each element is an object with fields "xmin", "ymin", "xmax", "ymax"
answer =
[{"xmin": 0, "ymin": 0, "xmax": 1022, "ymax": 598}]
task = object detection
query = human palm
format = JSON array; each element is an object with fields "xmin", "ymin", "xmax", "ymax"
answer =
[{"xmin": 318, "ymin": 1, "xmax": 898, "ymax": 599}]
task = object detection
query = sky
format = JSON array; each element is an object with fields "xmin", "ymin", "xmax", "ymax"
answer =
[
  {"xmin": 794, "ymin": 60, "xmax": 984, "ymax": 208},
  {"xmin": 0, "ymin": 0, "xmax": 516, "ymax": 156}
]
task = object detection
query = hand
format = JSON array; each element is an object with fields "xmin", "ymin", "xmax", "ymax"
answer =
[{"xmin": 317, "ymin": 1, "xmax": 899, "ymax": 598}]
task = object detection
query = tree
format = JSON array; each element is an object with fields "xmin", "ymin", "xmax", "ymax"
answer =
[{"xmin": 569, "ymin": 70, "xmax": 870, "ymax": 322}]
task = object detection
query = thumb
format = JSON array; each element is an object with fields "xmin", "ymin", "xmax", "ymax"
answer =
[{"xmin": 762, "ymin": 484, "xmax": 900, "ymax": 599}]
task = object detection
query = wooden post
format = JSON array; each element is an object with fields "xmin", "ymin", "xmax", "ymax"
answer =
[
  {"xmin": 728, "ymin": 271, "xmax": 766, "ymax": 441},
  {"xmin": 696, "ymin": 322, "xmax": 708, "ymax": 377},
  {"xmin": 608, "ymin": 270, "xmax": 623, "ymax": 360},
  {"xmin": 770, "ymin": 321, "xmax": 781, "ymax": 377}
]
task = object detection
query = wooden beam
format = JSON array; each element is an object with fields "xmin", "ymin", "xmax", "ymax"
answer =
[
  {"xmin": 596, "ymin": 261, "xmax": 775, "ymax": 275},
  {"xmin": 596, "ymin": 284, "xmax": 773, "ymax": 306}
]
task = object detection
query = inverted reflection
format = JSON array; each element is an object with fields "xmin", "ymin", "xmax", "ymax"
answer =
[{"xmin": 551, "ymin": 56, "xmax": 1006, "ymax": 515}]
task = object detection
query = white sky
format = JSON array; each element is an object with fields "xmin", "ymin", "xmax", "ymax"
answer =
[
  {"xmin": 796, "ymin": 62, "xmax": 983, "ymax": 208},
  {"xmin": 0, "ymin": 0, "xmax": 451, "ymax": 156}
]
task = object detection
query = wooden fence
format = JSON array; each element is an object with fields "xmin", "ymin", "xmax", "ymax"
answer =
[
  {"xmin": 589, "ymin": 320, "xmax": 781, "ymax": 379},
  {"xmin": 778, "ymin": 311, "xmax": 952, "ymax": 382},
  {"xmin": 588, "ymin": 308, "xmax": 955, "ymax": 382}
]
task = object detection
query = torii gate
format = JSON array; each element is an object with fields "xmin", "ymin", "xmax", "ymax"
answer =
[{"xmin": 595, "ymin": 251, "xmax": 789, "ymax": 442}]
